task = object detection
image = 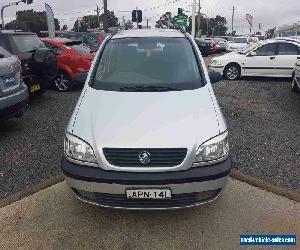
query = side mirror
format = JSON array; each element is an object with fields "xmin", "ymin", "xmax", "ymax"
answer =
[
  {"xmin": 248, "ymin": 51, "xmax": 256, "ymax": 57},
  {"xmin": 209, "ymin": 72, "xmax": 222, "ymax": 84}
]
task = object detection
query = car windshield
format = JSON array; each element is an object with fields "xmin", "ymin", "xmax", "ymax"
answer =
[
  {"xmin": 240, "ymin": 43, "xmax": 261, "ymax": 54},
  {"xmin": 233, "ymin": 37, "xmax": 248, "ymax": 43},
  {"xmin": 11, "ymin": 35, "xmax": 45, "ymax": 53},
  {"xmin": 92, "ymin": 37, "xmax": 202, "ymax": 91},
  {"xmin": 70, "ymin": 44, "xmax": 91, "ymax": 54}
]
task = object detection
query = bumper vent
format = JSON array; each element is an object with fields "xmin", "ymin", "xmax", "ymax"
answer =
[{"xmin": 103, "ymin": 148, "xmax": 187, "ymax": 168}]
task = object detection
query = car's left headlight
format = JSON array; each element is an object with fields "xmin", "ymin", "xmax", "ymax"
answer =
[
  {"xmin": 211, "ymin": 60, "xmax": 222, "ymax": 66},
  {"xmin": 64, "ymin": 132, "xmax": 97, "ymax": 163},
  {"xmin": 194, "ymin": 131, "xmax": 229, "ymax": 163}
]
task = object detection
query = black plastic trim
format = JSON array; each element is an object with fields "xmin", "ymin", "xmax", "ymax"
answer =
[{"xmin": 61, "ymin": 157, "xmax": 232, "ymax": 185}]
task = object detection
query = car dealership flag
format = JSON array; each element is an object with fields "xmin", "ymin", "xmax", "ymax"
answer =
[
  {"xmin": 246, "ymin": 14, "xmax": 253, "ymax": 28},
  {"xmin": 45, "ymin": 3, "xmax": 55, "ymax": 38}
]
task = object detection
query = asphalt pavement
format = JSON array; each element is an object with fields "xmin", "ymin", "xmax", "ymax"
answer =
[{"xmin": 0, "ymin": 178, "xmax": 298, "ymax": 250}]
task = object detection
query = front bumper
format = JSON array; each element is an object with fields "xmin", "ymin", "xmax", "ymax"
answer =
[
  {"xmin": 61, "ymin": 157, "xmax": 232, "ymax": 209},
  {"xmin": 208, "ymin": 65, "xmax": 224, "ymax": 74},
  {"xmin": 72, "ymin": 72, "xmax": 88, "ymax": 86},
  {"xmin": 0, "ymin": 83, "xmax": 29, "ymax": 120}
]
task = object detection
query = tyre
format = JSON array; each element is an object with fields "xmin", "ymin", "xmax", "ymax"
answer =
[
  {"xmin": 292, "ymin": 74, "xmax": 300, "ymax": 93},
  {"xmin": 53, "ymin": 72, "xmax": 73, "ymax": 92},
  {"xmin": 224, "ymin": 64, "xmax": 241, "ymax": 80}
]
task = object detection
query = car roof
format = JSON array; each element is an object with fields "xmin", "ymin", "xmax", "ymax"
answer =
[
  {"xmin": 112, "ymin": 29, "xmax": 185, "ymax": 39},
  {"xmin": 42, "ymin": 37, "xmax": 72, "ymax": 44},
  {"xmin": 0, "ymin": 30, "xmax": 36, "ymax": 36},
  {"xmin": 265, "ymin": 39, "xmax": 300, "ymax": 45}
]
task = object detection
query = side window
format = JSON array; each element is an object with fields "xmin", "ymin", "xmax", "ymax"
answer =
[
  {"xmin": 278, "ymin": 43, "xmax": 298, "ymax": 55},
  {"xmin": 255, "ymin": 43, "xmax": 277, "ymax": 56}
]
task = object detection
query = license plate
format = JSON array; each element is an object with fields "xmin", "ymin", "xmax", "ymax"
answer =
[
  {"xmin": 126, "ymin": 189, "xmax": 172, "ymax": 199},
  {"xmin": 30, "ymin": 84, "xmax": 41, "ymax": 93},
  {"xmin": 3, "ymin": 77, "xmax": 16, "ymax": 88}
]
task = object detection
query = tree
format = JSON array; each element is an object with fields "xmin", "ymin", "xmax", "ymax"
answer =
[
  {"xmin": 187, "ymin": 14, "xmax": 228, "ymax": 36},
  {"xmin": 5, "ymin": 10, "xmax": 60, "ymax": 34},
  {"xmin": 125, "ymin": 20, "xmax": 134, "ymax": 30},
  {"xmin": 265, "ymin": 27, "xmax": 276, "ymax": 39},
  {"xmin": 62, "ymin": 25, "xmax": 68, "ymax": 31},
  {"xmin": 73, "ymin": 11, "xmax": 118, "ymax": 31},
  {"xmin": 156, "ymin": 12, "xmax": 172, "ymax": 29}
]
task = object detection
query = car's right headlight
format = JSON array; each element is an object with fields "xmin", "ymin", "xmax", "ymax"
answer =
[
  {"xmin": 194, "ymin": 131, "xmax": 229, "ymax": 163},
  {"xmin": 64, "ymin": 132, "xmax": 97, "ymax": 163}
]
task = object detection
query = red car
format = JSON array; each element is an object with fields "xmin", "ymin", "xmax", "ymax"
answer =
[{"xmin": 42, "ymin": 38, "xmax": 95, "ymax": 91}]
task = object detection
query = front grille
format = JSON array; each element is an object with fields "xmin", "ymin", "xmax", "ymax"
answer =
[
  {"xmin": 73, "ymin": 189, "xmax": 221, "ymax": 209},
  {"xmin": 103, "ymin": 148, "xmax": 187, "ymax": 167}
]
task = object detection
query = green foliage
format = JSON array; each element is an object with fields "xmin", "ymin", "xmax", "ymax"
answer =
[
  {"xmin": 187, "ymin": 14, "xmax": 228, "ymax": 36},
  {"xmin": 156, "ymin": 12, "xmax": 172, "ymax": 29},
  {"xmin": 73, "ymin": 11, "xmax": 118, "ymax": 31},
  {"xmin": 5, "ymin": 9, "xmax": 60, "ymax": 34}
]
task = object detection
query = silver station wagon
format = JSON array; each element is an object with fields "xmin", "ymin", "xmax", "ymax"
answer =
[{"xmin": 61, "ymin": 29, "xmax": 231, "ymax": 209}]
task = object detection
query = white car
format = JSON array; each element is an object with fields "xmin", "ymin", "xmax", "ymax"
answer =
[
  {"xmin": 210, "ymin": 39, "xmax": 300, "ymax": 80},
  {"xmin": 226, "ymin": 37, "xmax": 258, "ymax": 52},
  {"xmin": 292, "ymin": 60, "xmax": 300, "ymax": 92}
]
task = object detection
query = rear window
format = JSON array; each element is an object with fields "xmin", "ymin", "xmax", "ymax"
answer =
[
  {"xmin": 70, "ymin": 44, "xmax": 91, "ymax": 54},
  {"xmin": 233, "ymin": 38, "xmax": 248, "ymax": 43},
  {"xmin": 10, "ymin": 35, "xmax": 45, "ymax": 53},
  {"xmin": 92, "ymin": 37, "xmax": 202, "ymax": 91}
]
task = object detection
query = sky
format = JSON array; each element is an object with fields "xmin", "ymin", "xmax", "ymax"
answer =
[{"xmin": 0, "ymin": 0, "xmax": 299, "ymax": 33}]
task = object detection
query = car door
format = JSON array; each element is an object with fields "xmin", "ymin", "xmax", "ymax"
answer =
[
  {"xmin": 243, "ymin": 43, "xmax": 278, "ymax": 76},
  {"xmin": 275, "ymin": 42, "xmax": 300, "ymax": 77}
]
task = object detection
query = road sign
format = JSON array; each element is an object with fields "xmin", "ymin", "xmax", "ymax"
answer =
[{"xmin": 171, "ymin": 15, "xmax": 188, "ymax": 30}]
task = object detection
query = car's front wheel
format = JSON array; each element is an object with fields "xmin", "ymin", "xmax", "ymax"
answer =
[
  {"xmin": 54, "ymin": 72, "xmax": 73, "ymax": 92},
  {"xmin": 224, "ymin": 64, "xmax": 241, "ymax": 80},
  {"xmin": 292, "ymin": 73, "xmax": 300, "ymax": 93}
]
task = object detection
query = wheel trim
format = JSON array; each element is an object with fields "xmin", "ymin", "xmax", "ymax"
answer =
[
  {"xmin": 54, "ymin": 74, "xmax": 69, "ymax": 91},
  {"xmin": 226, "ymin": 67, "xmax": 239, "ymax": 80}
]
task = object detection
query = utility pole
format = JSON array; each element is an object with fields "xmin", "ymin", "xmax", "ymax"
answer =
[
  {"xmin": 96, "ymin": 5, "xmax": 100, "ymax": 29},
  {"xmin": 103, "ymin": 0, "xmax": 108, "ymax": 32},
  {"xmin": 1, "ymin": 0, "xmax": 32, "ymax": 29},
  {"xmin": 231, "ymin": 6, "xmax": 235, "ymax": 35},
  {"xmin": 191, "ymin": 0, "xmax": 196, "ymax": 37},
  {"xmin": 197, "ymin": 0, "xmax": 201, "ymax": 37}
]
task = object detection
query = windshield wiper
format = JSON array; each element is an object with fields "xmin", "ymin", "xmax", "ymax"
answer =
[{"xmin": 120, "ymin": 85, "xmax": 179, "ymax": 92}]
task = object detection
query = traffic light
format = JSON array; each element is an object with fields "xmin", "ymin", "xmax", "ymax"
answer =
[
  {"xmin": 132, "ymin": 10, "xmax": 142, "ymax": 23},
  {"xmin": 178, "ymin": 8, "xmax": 183, "ymax": 16}
]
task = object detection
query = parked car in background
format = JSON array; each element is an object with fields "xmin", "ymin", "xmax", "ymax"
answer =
[
  {"xmin": 209, "ymin": 39, "xmax": 300, "ymax": 80},
  {"xmin": 42, "ymin": 38, "xmax": 95, "ymax": 92},
  {"xmin": 59, "ymin": 31, "xmax": 107, "ymax": 51},
  {"xmin": 0, "ymin": 31, "xmax": 57, "ymax": 96},
  {"xmin": 292, "ymin": 60, "xmax": 300, "ymax": 92},
  {"xmin": 195, "ymin": 38, "xmax": 211, "ymax": 57},
  {"xmin": 226, "ymin": 36, "xmax": 258, "ymax": 52},
  {"xmin": 213, "ymin": 38, "xmax": 227, "ymax": 52},
  {"xmin": 196, "ymin": 38, "xmax": 216, "ymax": 55},
  {"xmin": 62, "ymin": 29, "xmax": 231, "ymax": 210},
  {"xmin": 0, "ymin": 46, "xmax": 28, "ymax": 121}
]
